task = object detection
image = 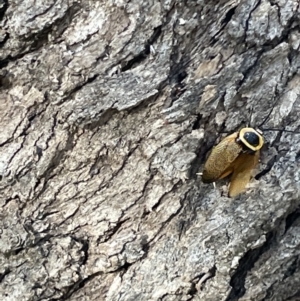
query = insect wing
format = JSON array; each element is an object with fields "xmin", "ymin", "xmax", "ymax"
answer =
[
  {"xmin": 228, "ymin": 151, "xmax": 260, "ymax": 197},
  {"xmin": 202, "ymin": 133, "xmax": 242, "ymax": 183}
]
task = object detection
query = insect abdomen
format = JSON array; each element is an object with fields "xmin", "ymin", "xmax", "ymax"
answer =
[{"xmin": 202, "ymin": 133, "xmax": 242, "ymax": 183}]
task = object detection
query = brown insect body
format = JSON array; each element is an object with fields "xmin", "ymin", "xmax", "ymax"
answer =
[{"xmin": 202, "ymin": 128, "xmax": 264, "ymax": 197}]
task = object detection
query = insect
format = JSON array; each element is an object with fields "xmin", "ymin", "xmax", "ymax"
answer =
[{"xmin": 202, "ymin": 127, "xmax": 265, "ymax": 197}]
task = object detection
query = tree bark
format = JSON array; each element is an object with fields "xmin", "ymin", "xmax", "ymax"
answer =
[{"xmin": 1, "ymin": 0, "xmax": 300, "ymax": 300}]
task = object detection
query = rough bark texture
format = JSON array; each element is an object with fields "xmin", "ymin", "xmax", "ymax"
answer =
[{"xmin": 1, "ymin": 0, "xmax": 300, "ymax": 300}]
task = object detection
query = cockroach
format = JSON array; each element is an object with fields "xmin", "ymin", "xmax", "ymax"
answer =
[{"xmin": 201, "ymin": 107, "xmax": 300, "ymax": 197}]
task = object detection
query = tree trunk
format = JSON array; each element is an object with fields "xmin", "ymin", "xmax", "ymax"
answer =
[{"xmin": 1, "ymin": 0, "xmax": 300, "ymax": 300}]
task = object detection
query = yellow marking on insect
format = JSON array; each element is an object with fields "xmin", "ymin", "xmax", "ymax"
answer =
[{"xmin": 202, "ymin": 128, "xmax": 264, "ymax": 197}]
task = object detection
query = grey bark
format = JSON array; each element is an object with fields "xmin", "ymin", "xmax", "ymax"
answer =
[{"xmin": 1, "ymin": 0, "xmax": 300, "ymax": 300}]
